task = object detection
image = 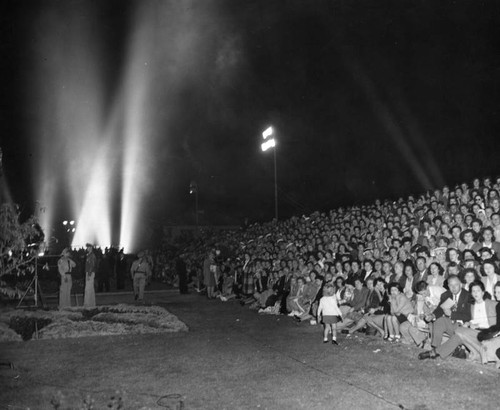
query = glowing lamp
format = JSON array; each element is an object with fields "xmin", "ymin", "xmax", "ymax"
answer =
[
  {"xmin": 262, "ymin": 126, "xmax": 273, "ymax": 139},
  {"xmin": 259, "ymin": 125, "xmax": 278, "ymax": 220},
  {"xmin": 261, "ymin": 139, "xmax": 276, "ymax": 152}
]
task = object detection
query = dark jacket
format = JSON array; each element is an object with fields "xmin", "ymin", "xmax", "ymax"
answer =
[{"xmin": 433, "ymin": 289, "xmax": 472, "ymax": 323}]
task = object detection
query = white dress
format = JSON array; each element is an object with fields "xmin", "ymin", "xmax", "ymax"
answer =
[{"xmin": 84, "ymin": 272, "xmax": 96, "ymax": 308}]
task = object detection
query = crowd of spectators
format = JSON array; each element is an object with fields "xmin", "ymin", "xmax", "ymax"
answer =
[{"xmin": 177, "ymin": 176, "xmax": 500, "ymax": 368}]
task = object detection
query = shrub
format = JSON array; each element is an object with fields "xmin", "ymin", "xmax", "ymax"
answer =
[{"xmin": 9, "ymin": 316, "xmax": 52, "ymax": 340}]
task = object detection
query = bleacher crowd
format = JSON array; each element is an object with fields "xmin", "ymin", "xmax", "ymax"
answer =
[{"xmin": 178, "ymin": 176, "xmax": 500, "ymax": 367}]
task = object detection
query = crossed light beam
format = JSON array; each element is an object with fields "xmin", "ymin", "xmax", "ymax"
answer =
[{"xmin": 31, "ymin": 1, "xmax": 217, "ymax": 252}]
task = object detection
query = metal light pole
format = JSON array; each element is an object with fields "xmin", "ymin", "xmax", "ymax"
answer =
[
  {"xmin": 261, "ymin": 126, "xmax": 278, "ymax": 221},
  {"xmin": 189, "ymin": 181, "xmax": 199, "ymax": 226}
]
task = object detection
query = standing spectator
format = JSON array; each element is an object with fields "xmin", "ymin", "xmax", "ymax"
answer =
[
  {"xmin": 241, "ymin": 253, "xmax": 254, "ymax": 296},
  {"xmin": 84, "ymin": 243, "xmax": 97, "ymax": 308},
  {"xmin": 116, "ymin": 249, "xmax": 127, "ymax": 290},
  {"xmin": 130, "ymin": 251, "xmax": 151, "ymax": 302},
  {"xmin": 203, "ymin": 250, "xmax": 217, "ymax": 299},
  {"xmin": 176, "ymin": 254, "xmax": 189, "ymax": 294},
  {"xmin": 97, "ymin": 253, "xmax": 111, "ymax": 293},
  {"xmin": 317, "ymin": 284, "xmax": 342, "ymax": 345},
  {"xmin": 57, "ymin": 248, "xmax": 76, "ymax": 309}
]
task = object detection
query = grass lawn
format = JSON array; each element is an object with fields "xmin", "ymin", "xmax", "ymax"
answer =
[{"xmin": 1, "ymin": 294, "xmax": 500, "ymax": 409}]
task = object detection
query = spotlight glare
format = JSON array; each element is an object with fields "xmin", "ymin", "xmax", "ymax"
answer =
[{"xmin": 63, "ymin": 221, "xmax": 68, "ymax": 226}]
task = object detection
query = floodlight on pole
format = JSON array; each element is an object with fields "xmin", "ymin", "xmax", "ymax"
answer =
[
  {"xmin": 262, "ymin": 126, "xmax": 273, "ymax": 140},
  {"xmin": 261, "ymin": 139, "xmax": 276, "ymax": 151},
  {"xmin": 260, "ymin": 126, "xmax": 278, "ymax": 221}
]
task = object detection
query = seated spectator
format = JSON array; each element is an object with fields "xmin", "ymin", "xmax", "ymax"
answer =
[
  {"xmin": 473, "ymin": 226, "xmax": 500, "ymax": 259},
  {"xmin": 217, "ymin": 270, "xmax": 236, "ymax": 302},
  {"xmin": 427, "ymin": 262, "xmax": 445, "ymax": 287},
  {"xmin": 287, "ymin": 276, "xmax": 305, "ymax": 315},
  {"xmin": 347, "ymin": 278, "xmax": 382, "ymax": 335},
  {"xmin": 380, "ymin": 261, "xmax": 393, "ymax": 283},
  {"xmin": 461, "ymin": 228, "xmax": 479, "ymax": 251},
  {"xmin": 418, "ymin": 275, "xmax": 472, "ymax": 360},
  {"xmin": 461, "ymin": 267, "xmax": 481, "ymax": 291},
  {"xmin": 365, "ymin": 280, "xmax": 390, "ymax": 337},
  {"xmin": 385, "ymin": 282, "xmax": 413, "ymax": 342},
  {"xmin": 295, "ymin": 275, "xmax": 323, "ymax": 322},
  {"xmin": 481, "ymin": 259, "xmax": 500, "ymax": 298},
  {"xmin": 420, "ymin": 281, "xmax": 496, "ymax": 361},
  {"xmin": 400, "ymin": 281, "xmax": 445, "ymax": 347},
  {"xmin": 448, "ymin": 226, "xmax": 464, "ymax": 251},
  {"xmin": 338, "ymin": 278, "xmax": 368, "ymax": 331},
  {"xmin": 402, "ymin": 262, "xmax": 416, "ymax": 300},
  {"xmin": 389, "ymin": 261, "xmax": 406, "ymax": 289},
  {"xmin": 479, "ymin": 282, "xmax": 500, "ymax": 366}
]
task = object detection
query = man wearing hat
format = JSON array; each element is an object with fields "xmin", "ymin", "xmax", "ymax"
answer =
[
  {"xmin": 84, "ymin": 243, "xmax": 97, "ymax": 307},
  {"xmin": 130, "ymin": 251, "xmax": 151, "ymax": 302},
  {"xmin": 58, "ymin": 248, "xmax": 76, "ymax": 309}
]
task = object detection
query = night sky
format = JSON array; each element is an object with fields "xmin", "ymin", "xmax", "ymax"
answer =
[{"xmin": 2, "ymin": 0, "xmax": 500, "ymax": 230}]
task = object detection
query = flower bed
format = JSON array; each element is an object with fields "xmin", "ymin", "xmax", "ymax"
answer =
[{"xmin": 0, "ymin": 304, "xmax": 188, "ymax": 341}]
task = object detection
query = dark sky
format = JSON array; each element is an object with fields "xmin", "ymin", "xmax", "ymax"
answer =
[{"xmin": 2, "ymin": 0, "xmax": 500, "ymax": 230}]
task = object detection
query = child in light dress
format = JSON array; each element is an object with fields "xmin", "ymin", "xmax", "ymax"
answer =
[{"xmin": 317, "ymin": 284, "xmax": 343, "ymax": 345}]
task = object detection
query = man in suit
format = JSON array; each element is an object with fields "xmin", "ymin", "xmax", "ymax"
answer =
[
  {"xmin": 420, "ymin": 281, "xmax": 496, "ymax": 361},
  {"xmin": 418, "ymin": 275, "xmax": 471, "ymax": 360},
  {"xmin": 413, "ymin": 256, "xmax": 428, "ymax": 292}
]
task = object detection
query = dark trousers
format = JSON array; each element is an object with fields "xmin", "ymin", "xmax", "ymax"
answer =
[{"xmin": 98, "ymin": 278, "xmax": 110, "ymax": 292}]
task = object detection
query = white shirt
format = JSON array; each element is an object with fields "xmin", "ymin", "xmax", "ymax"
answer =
[
  {"xmin": 472, "ymin": 301, "xmax": 489, "ymax": 329},
  {"xmin": 484, "ymin": 275, "xmax": 498, "ymax": 298},
  {"xmin": 317, "ymin": 295, "xmax": 342, "ymax": 317}
]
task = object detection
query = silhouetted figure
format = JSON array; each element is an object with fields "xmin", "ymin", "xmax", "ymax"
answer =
[
  {"xmin": 177, "ymin": 255, "xmax": 189, "ymax": 294},
  {"xmin": 116, "ymin": 250, "xmax": 127, "ymax": 290},
  {"xmin": 84, "ymin": 243, "xmax": 97, "ymax": 307},
  {"xmin": 97, "ymin": 254, "xmax": 111, "ymax": 292}
]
